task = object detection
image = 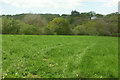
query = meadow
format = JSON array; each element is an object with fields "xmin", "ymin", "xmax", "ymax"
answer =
[{"xmin": 2, "ymin": 35, "xmax": 118, "ymax": 78}]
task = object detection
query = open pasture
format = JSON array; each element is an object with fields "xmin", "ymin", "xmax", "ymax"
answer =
[{"xmin": 2, "ymin": 35, "xmax": 118, "ymax": 78}]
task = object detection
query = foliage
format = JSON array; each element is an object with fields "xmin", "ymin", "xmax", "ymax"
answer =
[
  {"xmin": 19, "ymin": 24, "xmax": 39, "ymax": 35},
  {"xmin": 2, "ymin": 16, "xmax": 39, "ymax": 35},
  {"xmin": 84, "ymin": 21, "xmax": 99, "ymax": 35},
  {"xmin": 2, "ymin": 16, "xmax": 20, "ymax": 34},
  {"xmin": 2, "ymin": 12, "xmax": 118, "ymax": 36},
  {"xmin": 46, "ymin": 17, "xmax": 71, "ymax": 35},
  {"xmin": 23, "ymin": 14, "xmax": 48, "ymax": 28},
  {"xmin": 73, "ymin": 25, "xmax": 86, "ymax": 35},
  {"xmin": 71, "ymin": 10, "xmax": 80, "ymax": 16}
]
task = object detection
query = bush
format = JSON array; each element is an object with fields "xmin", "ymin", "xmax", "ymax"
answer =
[
  {"xmin": 2, "ymin": 16, "xmax": 20, "ymax": 34},
  {"xmin": 73, "ymin": 25, "xmax": 86, "ymax": 35},
  {"xmin": 45, "ymin": 17, "xmax": 71, "ymax": 35},
  {"xmin": 83, "ymin": 21, "xmax": 99, "ymax": 35},
  {"xmin": 19, "ymin": 24, "xmax": 39, "ymax": 35},
  {"xmin": 24, "ymin": 14, "xmax": 48, "ymax": 28}
]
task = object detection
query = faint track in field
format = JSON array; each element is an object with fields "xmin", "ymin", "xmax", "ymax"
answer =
[
  {"xmin": 37, "ymin": 41, "xmax": 81, "ymax": 55},
  {"xmin": 2, "ymin": 41, "xmax": 80, "ymax": 78},
  {"xmin": 62, "ymin": 42, "xmax": 95, "ymax": 76},
  {"xmin": 75, "ymin": 43, "xmax": 95, "ymax": 62}
]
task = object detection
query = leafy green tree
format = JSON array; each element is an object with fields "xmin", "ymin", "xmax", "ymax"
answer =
[
  {"xmin": 71, "ymin": 10, "xmax": 80, "ymax": 16},
  {"xmin": 0, "ymin": 17, "xmax": 1, "ymax": 34},
  {"xmin": 46, "ymin": 17, "xmax": 71, "ymax": 35},
  {"xmin": 24, "ymin": 14, "xmax": 48, "ymax": 28},
  {"xmin": 44, "ymin": 27, "xmax": 54, "ymax": 35},
  {"xmin": 94, "ymin": 20, "xmax": 105, "ymax": 35},
  {"xmin": 2, "ymin": 16, "xmax": 20, "ymax": 34},
  {"xmin": 19, "ymin": 23, "xmax": 39, "ymax": 35},
  {"xmin": 73, "ymin": 25, "xmax": 86, "ymax": 35},
  {"xmin": 24, "ymin": 14, "xmax": 48, "ymax": 34},
  {"xmin": 84, "ymin": 21, "xmax": 98, "ymax": 35},
  {"xmin": 95, "ymin": 14, "xmax": 104, "ymax": 18}
]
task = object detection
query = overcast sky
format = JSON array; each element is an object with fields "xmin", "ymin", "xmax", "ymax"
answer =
[{"xmin": 0, "ymin": 0, "xmax": 119, "ymax": 15}]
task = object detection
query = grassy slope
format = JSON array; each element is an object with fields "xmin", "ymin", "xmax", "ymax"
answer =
[{"xmin": 2, "ymin": 35, "xmax": 118, "ymax": 78}]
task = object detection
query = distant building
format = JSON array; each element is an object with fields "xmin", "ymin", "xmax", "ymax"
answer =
[{"xmin": 91, "ymin": 16, "xmax": 97, "ymax": 19}]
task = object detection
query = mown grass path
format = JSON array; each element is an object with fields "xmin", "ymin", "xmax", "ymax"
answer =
[{"xmin": 2, "ymin": 35, "xmax": 118, "ymax": 78}]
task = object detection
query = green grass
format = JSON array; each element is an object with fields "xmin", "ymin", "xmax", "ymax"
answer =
[{"xmin": 2, "ymin": 35, "xmax": 118, "ymax": 78}]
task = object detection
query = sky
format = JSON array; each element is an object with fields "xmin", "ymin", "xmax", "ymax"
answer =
[{"xmin": 0, "ymin": 0, "xmax": 119, "ymax": 15}]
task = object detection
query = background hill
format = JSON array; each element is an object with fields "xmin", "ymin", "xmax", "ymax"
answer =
[{"xmin": 1, "ymin": 11, "xmax": 119, "ymax": 36}]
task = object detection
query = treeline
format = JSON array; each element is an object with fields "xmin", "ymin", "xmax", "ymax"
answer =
[{"xmin": 2, "ymin": 11, "xmax": 119, "ymax": 36}]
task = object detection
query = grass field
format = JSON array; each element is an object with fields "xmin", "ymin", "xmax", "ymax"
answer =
[{"xmin": 2, "ymin": 35, "xmax": 118, "ymax": 78}]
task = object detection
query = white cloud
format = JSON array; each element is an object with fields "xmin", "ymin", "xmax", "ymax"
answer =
[
  {"xmin": 102, "ymin": 0, "xmax": 119, "ymax": 7},
  {"xmin": 119, "ymin": 1, "xmax": 120, "ymax": 13},
  {"xmin": 0, "ymin": 0, "xmax": 119, "ymax": 8},
  {"xmin": 0, "ymin": 0, "xmax": 83, "ymax": 8}
]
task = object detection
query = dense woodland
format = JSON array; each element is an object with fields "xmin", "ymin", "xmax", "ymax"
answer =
[{"xmin": 1, "ymin": 11, "xmax": 119, "ymax": 36}]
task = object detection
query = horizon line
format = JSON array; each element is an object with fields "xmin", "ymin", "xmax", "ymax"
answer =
[{"xmin": 1, "ymin": 11, "xmax": 118, "ymax": 16}]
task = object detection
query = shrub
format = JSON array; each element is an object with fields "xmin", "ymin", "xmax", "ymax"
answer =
[
  {"xmin": 2, "ymin": 16, "xmax": 20, "ymax": 34},
  {"xmin": 73, "ymin": 25, "xmax": 86, "ymax": 35},
  {"xmin": 45, "ymin": 17, "xmax": 71, "ymax": 35},
  {"xmin": 19, "ymin": 24, "xmax": 39, "ymax": 35},
  {"xmin": 84, "ymin": 21, "xmax": 99, "ymax": 35}
]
